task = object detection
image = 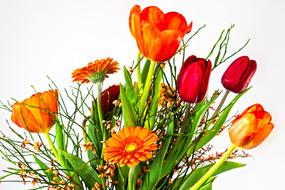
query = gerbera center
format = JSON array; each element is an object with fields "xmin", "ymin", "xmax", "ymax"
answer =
[{"xmin": 125, "ymin": 142, "xmax": 137, "ymax": 152}]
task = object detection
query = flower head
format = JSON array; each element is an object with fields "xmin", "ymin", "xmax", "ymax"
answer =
[
  {"xmin": 101, "ymin": 85, "xmax": 120, "ymax": 118},
  {"xmin": 177, "ymin": 55, "xmax": 212, "ymax": 103},
  {"xmin": 229, "ymin": 104, "xmax": 274, "ymax": 149},
  {"xmin": 104, "ymin": 127, "xmax": 158, "ymax": 167},
  {"xmin": 129, "ymin": 5, "xmax": 192, "ymax": 62},
  {"xmin": 11, "ymin": 90, "xmax": 58, "ymax": 133},
  {"xmin": 72, "ymin": 58, "xmax": 119, "ymax": 84},
  {"xmin": 222, "ymin": 56, "xmax": 257, "ymax": 93}
]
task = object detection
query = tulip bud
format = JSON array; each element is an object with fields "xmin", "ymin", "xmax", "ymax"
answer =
[
  {"xmin": 101, "ymin": 85, "xmax": 120, "ymax": 117},
  {"xmin": 229, "ymin": 104, "xmax": 274, "ymax": 149},
  {"xmin": 222, "ymin": 56, "xmax": 257, "ymax": 93},
  {"xmin": 11, "ymin": 90, "xmax": 58, "ymax": 133},
  {"xmin": 177, "ymin": 55, "xmax": 212, "ymax": 103}
]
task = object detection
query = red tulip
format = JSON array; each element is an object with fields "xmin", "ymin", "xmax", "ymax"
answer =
[
  {"xmin": 129, "ymin": 5, "xmax": 192, "ymax": 62},
  {"xmin": 229, "ymin": 104, "xmax": 274, "ymax": 149},
  {"xmin": 177, "ymin": 55, "xmax": 212, "ymax": 103},
  {"xmin": 11, "ymin": 90, "xmax": 58, "ymax": 133},
  {"xmin": 101, "ymin": 85, "xmax": 120, "ymax": 117},
  {"xmin": 222, "ymin": 56, "xmax": 257, "ymax": 93}
]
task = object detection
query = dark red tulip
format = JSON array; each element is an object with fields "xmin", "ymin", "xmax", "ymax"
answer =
[
  {"xmin": 101, "ymin": 85, "xmax": 120, "ymax": 117},
  {"xmin": 222, "ymin": 56, "xmax": 257, "ymax": 93},
  {"xmin": 177, "ymin": 55, "xmax": 212, "ymax": 103}
]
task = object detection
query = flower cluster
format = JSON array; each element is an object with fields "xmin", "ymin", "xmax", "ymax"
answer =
[{"xmin": 0, "ymin": 4, "xmax": 274, "ymax": 190}]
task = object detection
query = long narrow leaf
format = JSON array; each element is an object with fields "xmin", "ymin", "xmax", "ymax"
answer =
[
  {"xmin": 120, "ymin": 84, "xmax": 136, "ymax": 126},
  {"xmin": 60, "ymin": 150, "xmax": 101, "ymax": 189}
]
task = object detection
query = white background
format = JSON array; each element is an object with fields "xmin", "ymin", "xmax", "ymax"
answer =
[{"xmin": 0, "ymin": 0, "xmax": 284, "ymax": 189}]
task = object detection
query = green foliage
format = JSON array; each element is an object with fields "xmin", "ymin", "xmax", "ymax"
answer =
[
  {"xmin": 120, "ymin": 84, "xmax": 136, "ymax": 126},
  {"xmin": 176, "ymin": 161, "xmax": 245, "ymax": 190},
  {"xmin": 61, "ymin": 150, "xmax": 101, "ymax": 189}
]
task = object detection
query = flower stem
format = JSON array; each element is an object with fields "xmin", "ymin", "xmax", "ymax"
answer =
[
  {"xmin": 44, "ymin": 132, "xmax": 60, "ymax": 161},
  {"xmin": 212, "ymin": 90, "xmax": 230, "ymax": 120},
  {"xmin": 96, "ymin": 82, "xmax": 106, "ymax": 143},
  {"xmin": 136, "ymin": 52, "xmax": 143, "ymax": 93},
  {"xmin": 128, "ymin": 166, "xmax": 136, "ymax": 190},
  {"xmin": 138, "ymin": 60, "xmax": 156, "ymax": 119},
  {"xmin": 190, "ymin": 144, "xmax": 236, "ymax": 190},
  {"xmin": 205, "ymin": 90, "xmax": 230, "ymax": 129}
]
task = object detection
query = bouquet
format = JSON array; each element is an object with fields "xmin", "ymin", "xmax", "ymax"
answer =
[{"xmin": 0, "ymin": 4, "xmax": 274, "ymax": 190}]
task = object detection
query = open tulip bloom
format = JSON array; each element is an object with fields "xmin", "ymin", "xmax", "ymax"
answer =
[{"xmin": 0, "ymin": 4, "xmax": 274, "ymax": 190}]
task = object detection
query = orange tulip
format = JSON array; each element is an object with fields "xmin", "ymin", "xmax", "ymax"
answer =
[
  {"xmin": 229, "ymin": 104, "xmax": 274, "ymax": 149},
  {"xmin": 11, "ymin": 90, "xmax": 58, "ymax": 133},
  {"xmin": 129, "ymin": 5, "xmax": 192, "ymax": 62}
]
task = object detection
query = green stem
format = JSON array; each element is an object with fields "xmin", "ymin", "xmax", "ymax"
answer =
[
  {"xmin": 128, "ymin": 166, "xmax": 136, "ymax": 190},
  {"xmin": 138, "ymin": 60, "xmax": 156, "ymax": 117},
  {"xmin": 96, "ymin": 82, "xmax": 107, "ymax": 190},
  {"xmin": 136, "ymin": 52, "xmax": 143, "ymax": 92},
  {"xmin": 45, "ymin": 133, "xmax": 82, "ymax": 189},
  {"xmin": 190, "ymin": 144, "xmax": 236, "ymax": 190},
  {"xmin": 96, "ymin": 82, "xmax": 106, "ymax": 143},
  {"xmin": 211, "ymin": 90, "xmax": 229, "ymax": 120},
  {"xmin": 44, "ymin": 132, "xmax": 60, "ymax": 161}
]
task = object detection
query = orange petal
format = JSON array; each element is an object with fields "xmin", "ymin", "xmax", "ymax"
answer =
[
  {"xmin": 255, "ymin": 111, "xmax": 272, "ymax": 129},
  {"xmin": 140, "ymin": 6, "xmax": 164, "ymax": 25},
  {"xmin": 243, "ymin": 123, "xmax": 274, "ymax": 149},
  {"xmin": 158, "ymin": 12, "xmax": 187, "ymax": 33},
  {"xmin": 229, "ymin": 113, "xmax": 257, "ymax": 147},
  {"xmin": 151, "ymin": 30, "xmax": 180, "ymax": 62},
  {"xmin": 244, "ymin": 103, "xmax": 264, "ymax": 114}
]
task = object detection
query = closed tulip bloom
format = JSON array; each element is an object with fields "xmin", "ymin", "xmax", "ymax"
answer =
[
  {"xmin": 129, "ymin": 5, "xmax": 192, "ymax": 62},
  {"xmin": 222, "ymin": 56, "xmax": 257, "ymax": 93},
  {"xmin": 177, "ymin": 55, "xmax": 212, "ymax": 103},
  {"xmin": 229, "ymin": 104, "xmax": 274, "ymax": 149},
  {"xmin": 11, "ymin": 90, "xmax": 58, "ymax": 133},
  {"xmin": 101, "ymin": 85, "xmax": 120, "ymax": 117}
]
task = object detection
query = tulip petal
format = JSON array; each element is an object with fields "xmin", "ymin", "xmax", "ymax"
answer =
[
  {"xmin": 140, "ymin": 6, "xmax": 164, "ymax": 25},
  {"xmin": 177, "ymin": 55, "xmax": 197, "ymax": 90},
  {"xmin": 178, "ymin": 61, "xmax": 203, "ymax": 102},
  {"xmin": 255, "ymin": 111, "xmax": 272, "ymax": 128},
  {"xmin": 229, "ymin": 113, "xmax": 257, "ymax": 147},
  {"xmin": 243, "ymin": 123, "xmax": 274, "ymax": 149},
  {"xmin": 129, "ymin": 5, "xmax": 142, "ymax": 37},
  {"xmin": 159, "ymin": 12, "xmax": 187, "ymax": 32},
  {"xmin": 152, "ymin": 30, "xmax": 180, "ymax": 62},
  {"xmin": 197, "ymin": 59, "xmax": 212, "ymax": 102}
]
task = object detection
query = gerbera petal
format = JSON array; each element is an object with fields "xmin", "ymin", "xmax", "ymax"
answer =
[
  {"xmin": 72, "ymin": 58, "xmax": 119, "ymax": 84},
  {"xmin": 103, "ymin": 126, "xmax": 158, "ymax": 167}
]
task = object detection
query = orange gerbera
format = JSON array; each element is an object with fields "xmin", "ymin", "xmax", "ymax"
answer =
[
  {"xmin": 72, "ymin": 58, "xmax": 119, "ymax": 84},
  {"xmin": 129, "ymin": 5, "xmax": 192, "ymax": 62},
  {"xmin": 104, "ymin": 127, "xmax": 158, "ymax": 167},
  {"xmin": 11, "ymin": 90, "xmax": 58, "ymax": 133}
]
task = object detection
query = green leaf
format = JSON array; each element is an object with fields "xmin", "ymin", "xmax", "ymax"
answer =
[
  {"xmin": 60, "ymin": 150, "xmax": 101, "ymax": 189},
  {"xmin": 199, "ymin": 177, "xmax": 215, "ymax": 190},
  {"xmin": 88, "ymin": 100, "xmax": 102, "ymax": 161},
  {"xmin": 141, "ymin": 117, "xmax": 174, "ymax": 190},
  {"xmin": 161, "ymin": 97, "xmax": 217, "ymax": 179},
  {"xmin": 141, "ymin": 59, "xmax": 151, "ymax": 84},
  {"xmin": 33, "ymin": 155, "xmax": 53, "ymax": 181},
  {"xmin": 123, "ymin": 66, "xmax": 137, "ymax": 105},
  {"xmin": 147, "ymin": 67, "xmax": 162, "ymax": 130},
  {"xmin": 55, "ymin": 120, "xmax": 65, "ymax": 165},
  {"xmin": 117, "ymin": 166, "xmax": 129, "ymax": 190},
  {"xmin": 176, "ymin": 161, "xmax": 245, "ymax": 190},
  {"xmin": 120, "ymin": 84, "xmax": 136, "ymax": 126},
  {"xmin": 188, "ymin": 88, "xmax": 250, "ymax": 155}
]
